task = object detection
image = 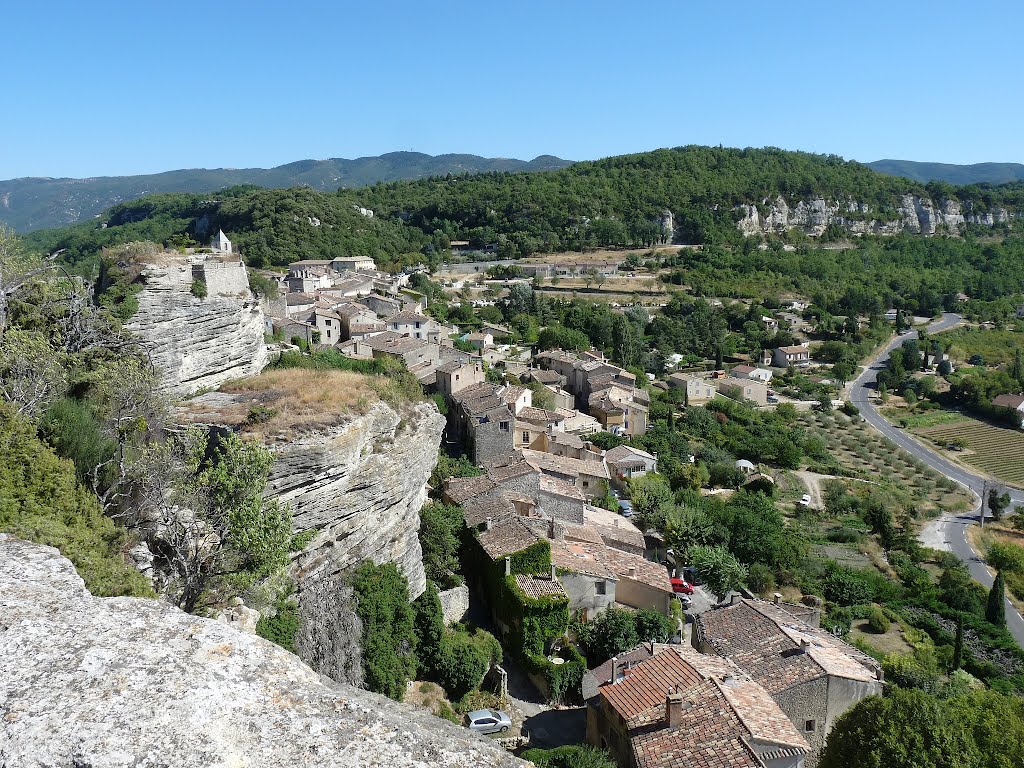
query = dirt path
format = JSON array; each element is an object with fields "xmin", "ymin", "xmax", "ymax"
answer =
[{"xmin": 794, "ymin": 470, "xmax": 830, "ymax": 510}]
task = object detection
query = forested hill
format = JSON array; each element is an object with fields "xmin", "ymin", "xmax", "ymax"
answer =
[
  {"xmin": 868, "ymin": 159, "xmax": 1024, "ymax": 185},
  {"xmin": 0, "ymin": 152, "xmax": 572, "ymax": 233},
  {"xmin": 24, "ymin": 146, "xmax": 1024, "ymax": 273}
]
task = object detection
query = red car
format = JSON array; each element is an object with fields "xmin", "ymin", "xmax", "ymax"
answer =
[{"xmin": 670, "ymin": 578, "xmax": 694, "ymax": 595}]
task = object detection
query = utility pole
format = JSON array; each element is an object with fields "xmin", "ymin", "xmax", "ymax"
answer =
[{"xmin": 980, "ymin": 480, "xmax": 988, "ymax": 528}]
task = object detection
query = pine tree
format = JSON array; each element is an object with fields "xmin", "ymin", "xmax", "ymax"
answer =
[
  {"xmin": 1012, "ymin": 348, "xmax": 1024, "ymax": 386},
  {"xmin": 987, "ymin": 571, "xmax": 1007, "ymax": 628}
]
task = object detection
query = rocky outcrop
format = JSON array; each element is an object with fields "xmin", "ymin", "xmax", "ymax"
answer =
[
  {"xmin": 268, "ymin": 400, "xmax": 444, "ymax": 600},
  {"xmin": 126, "ymin": 251, "xmax": 268, "ymax": 398},
  {"xmin": 734, "ymin": 194, "xmax": 1016, "ymax": 238},
  {"xmin": 178, "ymin": 387, "xmax": 445, "ymax": 679},
  {"xmin": 0, "ymin": 535, "xmax": 525, "ymax": 768}
]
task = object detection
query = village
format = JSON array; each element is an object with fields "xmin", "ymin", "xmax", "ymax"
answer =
[{"xmin": 234, "ymin": 233, "xmax": 920, "ymax": 768}]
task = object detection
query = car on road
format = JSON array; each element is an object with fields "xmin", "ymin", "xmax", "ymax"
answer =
[
  {"xmin": 677, "ymin": 594, "xmax": 692, "ymax": 609},
  {"xmin": 799, "ymin": 493, "xmax": 812, "ymax": 506},
  {"xmin": 465, "ymin": 709, "xmax": 512, "ymax": 734},
  {"xmin": 680, "ymin": 566, "xmax": 704, "ymax": 586},
  {"xmin": 619, "ymin": 500, "xmax": 634, "ymax": 518},
  {"xmin": 670, "ymin": 577, "xmax": 694, "ymax": 595}
]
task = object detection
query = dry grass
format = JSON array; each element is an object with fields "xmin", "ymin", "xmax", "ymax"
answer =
[
  {"xmin": 181, "ymin": 369, "xmax": 381, "ymax": 436},
  {"xmin": 848, "ymin": 618, "xmax": 914, "ymax": 656}
]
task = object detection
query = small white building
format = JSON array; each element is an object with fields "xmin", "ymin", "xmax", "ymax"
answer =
[{"xmin": 210, "ymin": 230, "xmax": 232, "ymax": 254}]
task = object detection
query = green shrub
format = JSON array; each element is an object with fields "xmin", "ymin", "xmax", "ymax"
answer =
[
  {"xmin": 867, "ymin": 605, "xmax": 891, "ymax": 634},
  {"xmin": 191, "ymin": 279, "xmax": 207, "ymax": 299},
  {"xmin": 0, "ymin": 403, "xmax": 153, "ymax": 598},
  {"xmin": 256, "ymin": 593, "xmax": 301, "ymax": 653},
  {"xmin": 352, "ymin": 561, "xmax": 417, "ymax": 701},
  {"xmin": 746, "ymin": 562, "xmax": 776, "ymax": 594},
  {"xmin": 521, "ymin": 745, "xmax": 617, "ymax": 768}
]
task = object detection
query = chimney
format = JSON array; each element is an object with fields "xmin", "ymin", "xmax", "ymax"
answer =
[
  {"xmin": 611, "ymin": 656, "xmax": 621, "ymax": 684},
  {"xmin": 799, "ymin": 639, "xmax": 810, "ymax": 654},
  {"xmin": 874, "ymin": 666, "xmax": 885, "ymax": 682},
  {"xmin": 729, "ymin": 593, "xmax": 739, "ymax": 605},
  {"xmin": 773, "ymin": 592, "xmax": 783, "ymax": 605},
  {"xmin": 504, "ymin": 556, "xmax": 511, "ymax": 576},
  {"xmin": 627, "ymin": 566, "xmax": 636, "ymax": 577},
  {"xmin": 550, "ymin": 564, "xmax": 557, "ymax": 581},
  {"xmin": 483, "ymin": 517, "xmax": 492, "ymax": 532},
  {"xmin": 666, "ymin": 690, "xmax": 684, "ymax": 728},
  {"xmin": 548, "ymin": 517, "xmax": 556, "ymax": 540}
]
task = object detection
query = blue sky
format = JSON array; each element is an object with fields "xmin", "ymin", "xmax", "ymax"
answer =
[{"xmin": 2, "ymin": 0, "xmax": 1021, "ymax": 178}]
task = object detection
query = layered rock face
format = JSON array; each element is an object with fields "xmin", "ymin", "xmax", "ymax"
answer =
[
  {"xmin": 0, "ymin": 535, "xmax": 525, "ymax": 768},
  {"xmin": 126, "ymin": 252, "xmax": 268, "ymax": 398},
  {"xmin": 269, "ymin": 400, "xmax": 445, "ymax": 600},
  {"xmin": 734, "ymin": 194, "xmax": 1016, "ymax": 238}
]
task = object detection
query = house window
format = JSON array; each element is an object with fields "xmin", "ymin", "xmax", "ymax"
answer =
[
  {"xmin": 415, "ymin": 321, "xmax": 421, "ymax": 329},
  {"xmin": 326, "ymin": 330, "xmax": 331, "ymax": 339},
  {"xmin": 596, "ymin": 581, "xmax": 606, "ymax": 595},
  {"xmin": 523, "ymin": 431, "xmax": 531, "ymax": 444},
  {"xmin": 499, "ymin": 421, "xmax": 510, "ymax": 432},
  {"xmin": 455, "ymin": 374, "xmax": 460, "ymax": 381},
  {"xmin": 805, "ymin": 720, "xmax": 816, "ymax": 732}
]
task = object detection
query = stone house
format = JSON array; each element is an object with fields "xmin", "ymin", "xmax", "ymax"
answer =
[
  {"xmin": 284, "ymin": 292, "xmax": 316, "ymax": 318},
  {"xmin": 605, "ymin": 445, "xmax": 657, "ymax": 487},
  {"xmin": 462, "ymin": 332, "xmax": 494, "ymax": 350},
  {"xmin": 771, "ymin": 345, "xmax": 811, "ymax": 368},
  {"xmin": 715, "ymin": 375, "xmax": 769, "ymax": 406},
  {"xmin": 515, "ymin": 406, "xmax": 566, "ymax": 450},
  {"xmin": 386, "ymin": 310, "xmax": 449, "ymax": 343},
  {"xmin": 667, "ymin": 372, "xmax": 716, "ymax": 405},
  {"xmin": 549, "ymin": 538, "xmax": 618, "ymax": 620},
  {"xmin": 361, "ymin": 333, "xmax": 440, "ymax": 369},
  {"xmin": 287, "ymin": 260, "xmax": 336, "ymax": 293},
  {"xmin": 435, "ymin": 360, "xmax": 485, "ymax": 399},
  {"xmin": 521, "ymin": 448, "xmax": 610, "ymax": 500},
  {"xmin": 313, "ymin": 308, "xmax": 345, "ymax": 345},
  {"xmin": 589, "ymin": 646, "xmax": 809, "ymax": 768},
  {"xmin": 761, "ymin": 315, "xmax": 780, "ymax": 332},
  {"xmin": 732, "ymin": 364, "xmax": 774, "ymax": 383},
  {"xmin": 693, "ymin": 597, "xmax": 882, "ymax": 760},
  {"xmin": 557, "ymin": 408, "xmax": 603, "ymax": 436},
  {"xmin": 330, "ymin": 256, "xmax": 377, "ymax": 272}
]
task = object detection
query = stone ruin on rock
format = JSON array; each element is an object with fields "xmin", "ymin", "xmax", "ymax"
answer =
[{"xmin": 0, "ymin": 535, "xmax": 527, "ymax": 768}]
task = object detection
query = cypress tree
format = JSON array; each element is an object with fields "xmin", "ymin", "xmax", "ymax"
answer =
[{"xmin": 987, "ymin": 571, "xmax": 1007, "ymax": 628}]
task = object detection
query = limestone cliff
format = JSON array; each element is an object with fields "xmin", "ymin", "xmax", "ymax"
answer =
[
  {"xmin": 0, "ymin": 535, "xmax": 525, "ymax": 768},
  {"xmin": 126, "ymin": 251, "xmax": 269, "ymax": 398},
  {"xmin": 177, "ymin": 377, "xmax": 445, "ymax": 682},
  {"xmin": 733, "ymin": 194, "xmax": 1017, "ymax": 238}
]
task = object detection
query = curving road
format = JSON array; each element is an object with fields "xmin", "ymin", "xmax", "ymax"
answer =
[{"xmin": 849, "ymin": 313, "xmax": 1024, "ymax": 646}]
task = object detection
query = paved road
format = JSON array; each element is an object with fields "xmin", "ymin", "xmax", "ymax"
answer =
[{"xmin": 849, "ymin": 313, "xmax": 1024, "ymax": 645}]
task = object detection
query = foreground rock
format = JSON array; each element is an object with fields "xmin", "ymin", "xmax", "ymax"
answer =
[{"xmin": 0, "ymin": 536, "xmax": 526, "ymax": 768}]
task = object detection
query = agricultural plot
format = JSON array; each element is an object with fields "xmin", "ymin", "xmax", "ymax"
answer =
[
  {"xmin": 916, "ymin": 418, "xmax": 1024, "ymax": 488},
  {"xmin": 797, "ymin": 411, "xmax": 973, "ymax": 514}
]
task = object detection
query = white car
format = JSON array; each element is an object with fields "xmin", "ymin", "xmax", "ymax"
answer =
[{"xmin": 799, "ymin": 494, "xmax": 812, "ymax": 506}]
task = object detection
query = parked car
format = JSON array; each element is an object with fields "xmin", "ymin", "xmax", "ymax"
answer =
[
  {"xmin": 799, "ymin": 493, "xmax": 812, "ymax": 506},
  {"xmin": 619, "ymin": 499, "xmax": 634, "ymax": 518},
  {"xmin": 677, "ymin": 595, "xmax": 692, "ymax": 609},
  {"xmin": 670, "ymin": 577, "xmax": 694, "ymax": 595},
  {"xmin": 465, "ymin": 709, "xmax": 512, "ymax": 734}
]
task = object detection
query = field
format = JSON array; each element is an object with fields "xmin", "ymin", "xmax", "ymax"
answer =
[
  {"xmin": 797, "ymin": 411, "xmax": 973, "ymax": 514},
  {"xmin": 942, "ymin": 326, "xmax": 1024, "ymax": 367},
  {"xmin": 916, "ymin": 418, "xmax": 1024, "ymax": 488}
]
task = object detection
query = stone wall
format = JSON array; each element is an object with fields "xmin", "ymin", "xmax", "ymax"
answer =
[
  {"xmin": 0, "ymin": 535, "xmax": 526, "ymax": 768},
  {"xmin": 772, "ymin": 676, "xmax": 829, "ymax": 765},
  {"xmin": 733, "ymin": 194, "xmax": 1018, "ymax": 239},
  {"xmin": 127, "ymin": 252, "xmax": 268, "ymax": 398}
]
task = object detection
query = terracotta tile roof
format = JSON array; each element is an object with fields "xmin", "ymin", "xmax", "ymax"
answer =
[
  {"xmin": 562, "ymin": 523, "xmax": 605, "ymax": 546},
  {"xmin": 603, "ymin": 648, "xmax": 809, "ymax": 768},
  {"xmin": 461, "ymin": 493, "xmax": 516, "ymax": 528},
  {"xmin": 487, "ymin": 457, "xmax": 536, "ymax": 484},
  {"xmin": 501, "ymin": 385, "xmax": 527, "ymax": 406},
  {"xmin": 387, "ymin": 310, "xmax": 432, "ymax": 325},
  {"xmin": 601, "ymin": 546, "xmax": 673, "ymax": 593},
  {"xmin": 514, "ymin": 573, "xmax": 567, "ymax": 600},
  {"xmin": 550, "ymin": 432, "xmax": 585, "ymax": 450},
  {"xmin": 695, "ymin": 599, "xmax": 880, "ymax": 693},
  {"xmin": 517, "ymin": 407, "xmax": 565, "ymax": 424},
  {"xmin": 993, "ymin": 393, "xmax": 1024, "ymax": 409},
  {"xmin": 549, "ymin": 540, "xmax": 617, "ymax": 580},
  {"xmin": 522, "ymin": 449, "xmax": 609, "ymax": 481},
  {"xmin": 538, "ymin": 474, "xmax": 586, "ymax": 501},
  {"xmin": 477, "ymin": 516, "xmax": 543, "ymax": 560},
  {"xmin": 600, "ymin": 648, "xmax": 704, "ymax": 722},
  {"xmin": 584, "ymin": 643, "xmax": 654, "ymax": 696},
  {"xmin": 605, "ymin": 445, "xmax": 655, "ymax": 470},
  {"xmin": 527, "ymin": 369, "xmax": 564, "ymax": 384},
  {"xmin": 443, "ymin": 475, "xmax": 495, "ymax": 505}
]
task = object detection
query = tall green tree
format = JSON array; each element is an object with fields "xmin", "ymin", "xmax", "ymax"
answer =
[{"xmin": 352, "ymin": 561, "xmax": 417, "ymax": 700}]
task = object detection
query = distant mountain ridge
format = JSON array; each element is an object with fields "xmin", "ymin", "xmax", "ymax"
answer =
[
  {"xmin": 0, "ymin": 152, "xmax": 573, "ymax": 232},
  {"xmin": 867, "ymin": 159, "xmax": 1024, "ymax": 186}
]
